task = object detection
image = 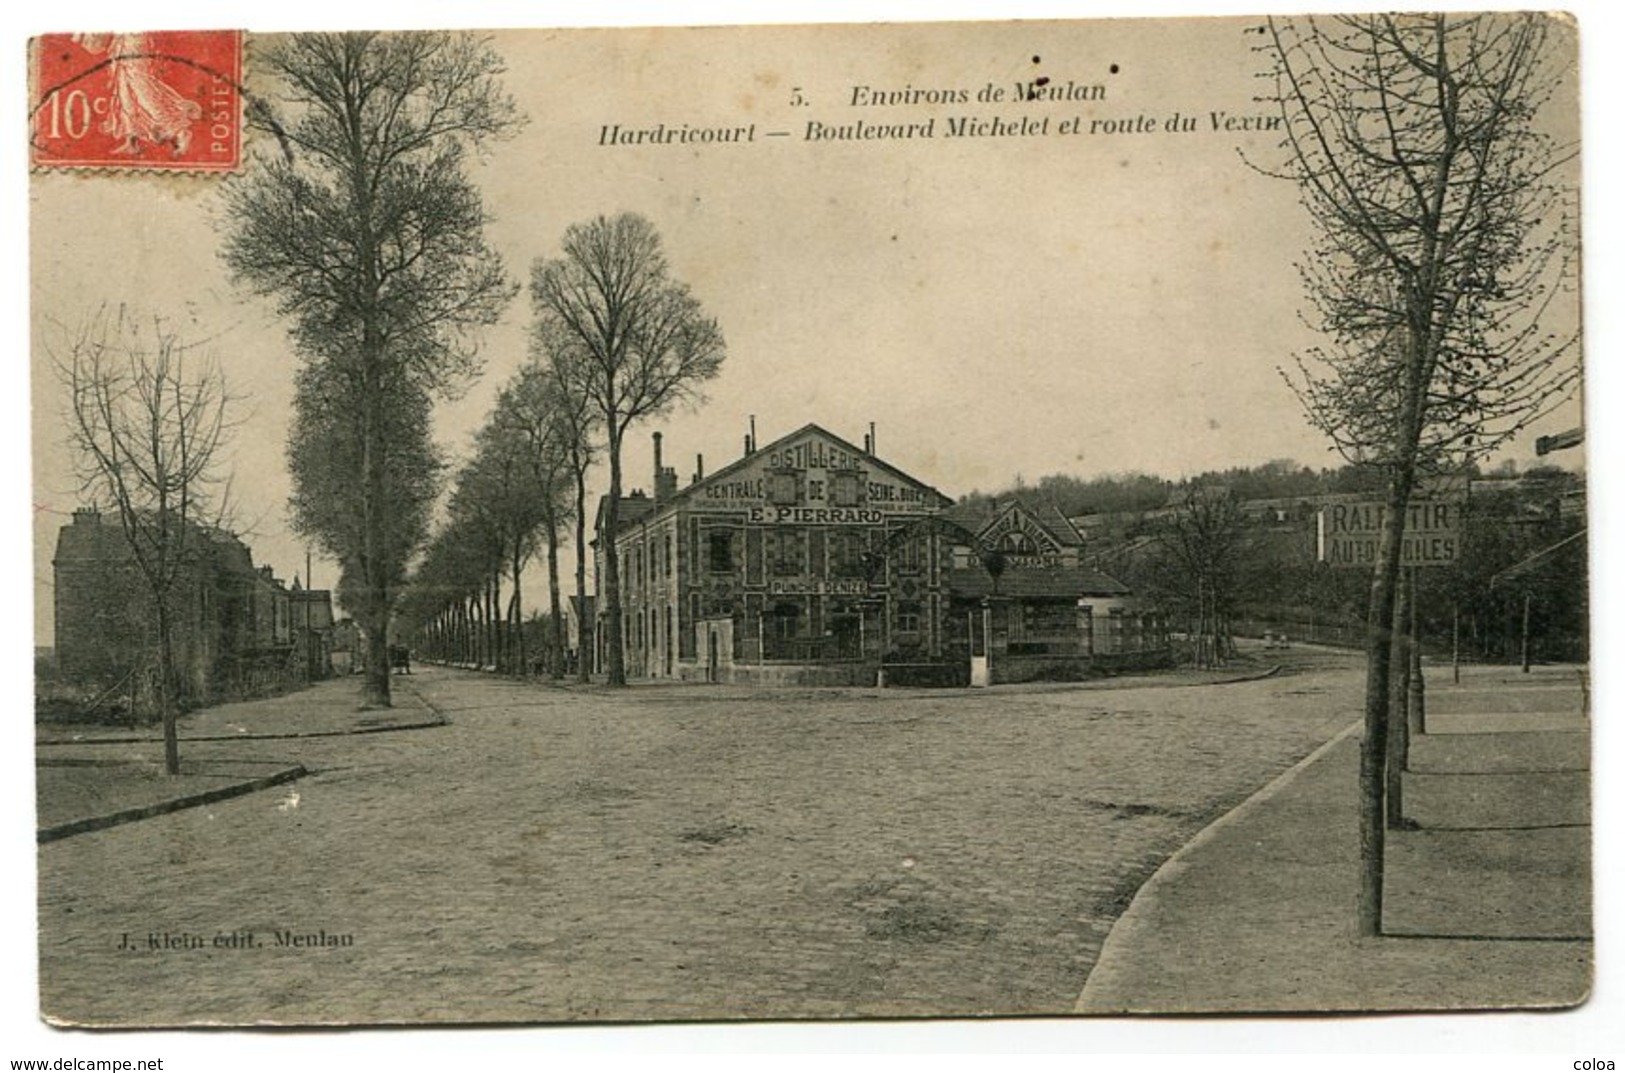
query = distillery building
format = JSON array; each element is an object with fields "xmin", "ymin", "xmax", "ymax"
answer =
[{"xmin": 595, "ymin": 422, "xmax": 1169, "ymax": 686}]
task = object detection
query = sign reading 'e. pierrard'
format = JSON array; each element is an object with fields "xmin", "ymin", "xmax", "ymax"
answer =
[{"xmin": 1317, "ymin": 499, "xmax": 1462, "ymax": 568}]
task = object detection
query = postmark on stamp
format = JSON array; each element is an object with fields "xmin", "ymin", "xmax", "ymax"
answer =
[{"xmin": 30, "ymin": 30, "xmax": 244, "ymax": 173}]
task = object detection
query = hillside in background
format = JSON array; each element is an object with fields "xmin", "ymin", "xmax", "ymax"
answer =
[{"xmin": 965, "ymin": 459, "xmax": 1587, "ymax": 665}]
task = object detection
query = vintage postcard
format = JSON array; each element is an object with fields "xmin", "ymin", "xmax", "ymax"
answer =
[{"xmin": 27, "ymin": 12, "xmax": 1590, "ymax": 1034}]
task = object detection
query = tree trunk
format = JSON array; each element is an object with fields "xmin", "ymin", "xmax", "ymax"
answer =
[
  {"xmin": 1409, "ymin": 571, "xmax": 1426, "ymax": 734},
  {"xmin": 360, "ymin": 359, "xmax": 393, "ymax": 710},
  {"xmin": 1452, "ymin": 600, "xmax": 1460, "ymax": 685},
  {"xmin": 574, "ymin": 461, "xmax": 591, "ymax": 683},
  {"xmin": 511, "ymin": 545, "xmax": 526, "ymax": 676},
  {"xmin": 462, "ymin": 598, "xmax": 474, "ymax": 665},
  {"xmin": 1386, "ymin": 570, "xmax": 1411, "ymax": 828},
  {"xmin": 155, "ymin": 597, "xmax": 181, "ymax": 776},
  {"xmin": 1358, "ymin": 467, "xmax": 1415, "ymax": 937},
  {"xmin": 1521, "ymin": 590, "xmax": 1533, "ymax": 673},
  {"xmin": 546, "ymin": 517, "xmax": 565, "ymax": 679},
  {"xmin": 488, "ymin": 573, "xmax": 501, "ymax": 671},
  {"xmin": 604, "ymin": 426, "xmax": 627, "ymax": 686},
  {"xmin": 364, "ymin": 612, "xmax": 392, "ymax": 708}
]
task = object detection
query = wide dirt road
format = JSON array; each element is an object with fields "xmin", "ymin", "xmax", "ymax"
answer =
[{"xmin": 39, "ymin": 650, "xmax": 1361, "ymax": 1024}]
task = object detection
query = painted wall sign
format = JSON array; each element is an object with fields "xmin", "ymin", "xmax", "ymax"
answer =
[
  {"xmin": 1318, "ymin": 499, "xmax": 1461, "ymax": 567},
  {"xmin": 749, "ymin": 506, "xmax": 885, "ymax": 526},
  {"xmin": 697, "ymin": 431, "xmax": 936, "ymax": 512},
  {"xmin": 766, "ymin": 579, "xmax": 870, "ymax": 596}
]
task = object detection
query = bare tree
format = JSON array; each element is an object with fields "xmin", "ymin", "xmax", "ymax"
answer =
[
  {"xmin": 496, "ymin": 362, "xmax": 582, "ymax": 678},
  {"xmin": 223, "ymin": 31, "xmax": 520, "ymax": 708},
  {"xmin": 52, "ymin": 306, "xmax": 235, "ymax": 775},
  {"xmin": 1259, "ymin": 14, "xmax": 1579, "ymax": 935},
  {"xmin": 1153, "ymin": 485, "xmax": 1247, "ymax": 669},
  {"xmin": 444, "ymin": 436, "xmax": 523, "ymax": 672},
  {"xmin": 528, "ymin": 322, "xmax": 601, "ymax": 682},
  {"xmin": 532, "ymin": 214, "xmax": 726, "ymax": 686}
]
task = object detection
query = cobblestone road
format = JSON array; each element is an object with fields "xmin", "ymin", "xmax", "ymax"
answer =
[{"xmin": 38, "ymin": 651, "xmax": 1362, "ymax": 1024}]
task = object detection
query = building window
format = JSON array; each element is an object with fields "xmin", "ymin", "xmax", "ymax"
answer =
[
  {"xmin": 896, "ymin": 603, "xmax": 921, "ymax": 634},
  {"xmin": 767, "ymin": 601, "xmax": 803, "ymax": 660},
  {"xmin": 830, "ymin": 470, "xmax": 865, "ymax": 508},
  {"xmin": 766, "ymin": 469, "xmax": 801, "ymax": 506},
  {"xmin": 896, "ymin": 534, "xmax": 922, "ymax": 573},
  {"xmin": 708, "ymin": 530, "xmax": 733, "ymax": 573},
  {"xmin": 1000, "ymin": 531, "xmax": 1036, "ymax": 554},
  {"xmin": 772, "ymin": 602, "xmax": 801, "ymax": 639},
  {"xmin": 829, "ymin": 528, "xmax": 865, "ymax": 578},
  {"xmin": 769, "ymin": 528, "xmax": 804, "ymax": 577}
]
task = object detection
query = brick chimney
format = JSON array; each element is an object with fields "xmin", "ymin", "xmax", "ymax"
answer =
[
  {"xmin": 652, "ymin": 431, "xmax": 678, "ymax": 503},
  {"xmin": 72, "ymin": 507, "xmax": 101, "ymax": 526}
]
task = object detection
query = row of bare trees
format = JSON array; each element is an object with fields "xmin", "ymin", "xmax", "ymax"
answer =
[
  {"xmin": 403, "ymin": 213, "xmax": 727, "ymax": 683},
  {"xmin": 403, "ymin": 363, "xmax": 583, "ymax": 677},
  {"xmin": 222, "ymin": 32, "xmax": 521, "ymax": 710},
  {"xmin": 214, "ymin": 31, "xmax": 725, "ymax": 701}
]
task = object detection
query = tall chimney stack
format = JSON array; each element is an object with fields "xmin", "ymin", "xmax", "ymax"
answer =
[
  {"xmin": 652, "ymin": 431, "xmax": 678, "ymax": 502},
  {"xmin": 695, "ymin": 453, "xmax": 705, "ymax": 483},
  {"xmin": 869, "ymin": 422, "xmax": 877, "ymax": 456}
]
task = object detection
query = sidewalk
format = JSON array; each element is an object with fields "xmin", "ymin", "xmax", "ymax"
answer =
[
  {"xmin": 36, "ymin": 674, "xmax": 445, "ymax": 843},
  {"xmin": 37, "ymin": 672, "xmax": 445, "ymax": 745},
  {"xmin": 1077, "ymin": 665, "xmax": 1591, "ymax": 1013}
]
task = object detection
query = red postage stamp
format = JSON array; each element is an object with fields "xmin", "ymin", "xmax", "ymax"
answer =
[{"xmin": 30, "ymin": 30, "xmax": 244, "ymax": 173}]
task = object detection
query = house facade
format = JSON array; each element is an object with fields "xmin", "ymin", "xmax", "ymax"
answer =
[
  {"xmin": 597, "ymin": 423, "xmax": 956, "ymax": 686},
  {"xmin": 52, "ymin": 508, "xmax": 333, "ymax": 707},
  {"xmin": 942, "ymin": 499, "xmax": 1168, "ymax": 683}
]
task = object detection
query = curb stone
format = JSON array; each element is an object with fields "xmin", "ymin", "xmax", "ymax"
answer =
[
  {"xmin": 37, "ymin": 763, "xmax": 309, "ymax": 844},
  {"xmin": 1075, "ymin": 716, "xmax": 1363, "ymax": 1012}
]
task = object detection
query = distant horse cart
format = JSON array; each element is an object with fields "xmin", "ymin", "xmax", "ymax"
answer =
[{"xmin": 389, "ymin": 645, "xmax": 413, "ymax": 674}]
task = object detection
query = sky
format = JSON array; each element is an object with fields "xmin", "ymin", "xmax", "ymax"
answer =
[
  {"xmin": 25, "ymin": 9, "xmax": 1586, "ymax": 643},
  {"xmin": 8, "ymin": 0, "xmax": 1623, "ymax": 1063}
]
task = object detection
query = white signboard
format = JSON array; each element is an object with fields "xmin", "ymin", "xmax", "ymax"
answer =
[{"xmin": 1317, "ymin": 499, "xmax": 1461, "ymax": 568}]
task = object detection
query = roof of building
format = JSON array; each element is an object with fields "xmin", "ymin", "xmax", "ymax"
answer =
[
  {"xmin": 54, "ymin": 509, "xmax": 254, "ymax": 571},
  {"xmin": 667, "ymin": 422, "xmax": 953, "ymax": 513},
  {"xmin": 592, "ymin": 489, "xmax": 659, "ymax": 541},
  {"xmin": 596, "ymin": 422, "xmax": 955, "ymax": 541},
  {"xmin": 942, "ymin": 496, "xmax": 1085, "ymax": 549},
  {"xmin": 943, "ymin": 565, "xmax": 1130, "ymax": 599}
]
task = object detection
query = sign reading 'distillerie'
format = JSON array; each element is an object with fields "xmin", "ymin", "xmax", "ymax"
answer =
[{"xmin": 1317, "ymin": 499, "xmax": 1461, "ymax": 568}]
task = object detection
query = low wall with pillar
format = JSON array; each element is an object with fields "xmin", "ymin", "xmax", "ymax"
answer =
[
  {"xmin": 989, "ymin": 653, "xmax": 1093, "ymax": 685},
  {"xmin": 713, "ymin": 661, "xmax": 878, "ymax": 687}
]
